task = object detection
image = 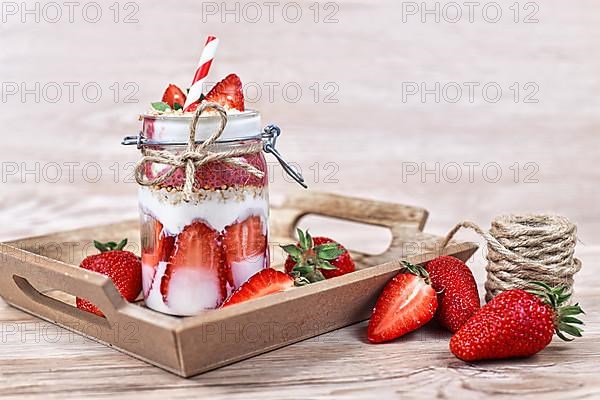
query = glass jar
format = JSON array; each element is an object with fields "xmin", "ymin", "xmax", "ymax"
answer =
[{"xmin": 133, "ymin": 109, "xmax": 272, "ymax": 315}]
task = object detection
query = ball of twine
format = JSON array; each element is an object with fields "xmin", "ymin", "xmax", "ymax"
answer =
[{"xmin": 442, "ymin": 214, "xmax": 582, "ymax": 302}]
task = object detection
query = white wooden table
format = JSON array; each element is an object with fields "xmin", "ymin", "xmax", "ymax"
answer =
[{"xmin": 1, "ymin": 0, "xmax": 598, "ymax": 398}]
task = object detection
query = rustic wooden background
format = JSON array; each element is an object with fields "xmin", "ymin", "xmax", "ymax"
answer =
[{"xmin": 1, "ymin": 0, "xmax": 598, "ymax": 398}]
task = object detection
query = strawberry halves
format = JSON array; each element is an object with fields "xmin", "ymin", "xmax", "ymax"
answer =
[
  {"xmin": 221, "ymin": 268, "xmax": 294, "ymax": 307},
  {"xmin": 367, "ymin": 261, "xmax": 438, "ymax": 343}
]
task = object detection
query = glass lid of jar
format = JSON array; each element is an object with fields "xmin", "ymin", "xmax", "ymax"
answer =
[{"xmin": 139, "ymin": 109, "xmax": 261, "ymax": 144}]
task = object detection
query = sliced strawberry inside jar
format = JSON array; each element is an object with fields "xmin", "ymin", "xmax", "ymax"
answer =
[
  {"xmin": 160, "ymin": 221, "xmax": 225, "ymax": 311},
  {"xmin": 141, "ymin": 219, "xmax": 175, "ymax": 297},
  {"xmin": 222, "ymin": 215, "xmax": 268, "ymax": 289}
]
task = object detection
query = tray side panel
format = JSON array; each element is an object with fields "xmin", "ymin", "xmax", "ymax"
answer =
[
  {"xmin": 0, "ymin": 192, "xmax": 477, "ymax": 378},
  {"xmin": 0, "ymin": 244, "xmax": 184, "ymax": 374},
  {"xmin": 175, "ymin": 242, "xmax": 477, "ymax": 377}
]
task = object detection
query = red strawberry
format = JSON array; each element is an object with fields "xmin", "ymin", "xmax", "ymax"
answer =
[
  {"xmin": 76, "ymin": 239, "xmax": 142, "ymax": 317},
  {"xmin": 221, "ymin": 268, "xmax": 294, "ymax": 307},
  {"xmin": 141, "ymin": 219, "xmax": 175, "ymax": 297},
  {"xmin": 185, "ymin": 73, "xmax": 245, "ymax": 112},
  {"xmin": 450, "ymin": 282, "xmax": 584, "ymax": 361},
  {"xmin": 160, "ymin": 221, "xmax": 225, "ymax": 309},
  {"xmin": 367, "ymin": 261, "xmax": 438, "ymax": 343},
  {"xmin": 222, "ymin": 215, "xmax": 268, "ymax": 289},
  {"xmin": 425, "ymin": 256, "xmax": 480, "ymax": 332},
  {"xmin": 161, "ymin": 84, "xmax": 187, "ymax": 109},
  {"xmin": 184, "ymin": 101, "xmax": 200, "ymax": 113},
  {"xmin": 283, "ymin": 229, "xmax": 355, "ymax": 283}
]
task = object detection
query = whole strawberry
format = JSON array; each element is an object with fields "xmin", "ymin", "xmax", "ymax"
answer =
[
  {"xmin": 76, "ymin": 239, "xmax": 142, "ymax": 317},
  {"xmin": 426, "ymin": 256, "xmax": 480, "ymax": 332},
  {"xmin": 368, "ymin": 261, "xmax": 438, "ymax": 343},
  {"xmin": 450, "ymin": 282, "xmax": 584, "ymax": 361},
  {"xmin": 282, "ymin": 229, "xmax": 355, "ymax": 283}
]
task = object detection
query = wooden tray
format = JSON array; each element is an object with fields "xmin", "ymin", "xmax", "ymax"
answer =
[{"xmin": 0, "ymin": 191, "xmax": 477, "ymax": 377}]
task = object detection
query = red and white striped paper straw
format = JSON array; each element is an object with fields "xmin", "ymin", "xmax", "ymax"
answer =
[{"xmin": 183, "ymin": 35, "xmax": 219, "ymax": 108}]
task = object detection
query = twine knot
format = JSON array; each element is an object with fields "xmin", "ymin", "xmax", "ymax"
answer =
[
  {"xmin": 134, "ymin": 103, "xmax": 264, "ymax": 200},
  {"xmin": 442, "ymin": 214, "xmax": 582, "ymax": 302}
]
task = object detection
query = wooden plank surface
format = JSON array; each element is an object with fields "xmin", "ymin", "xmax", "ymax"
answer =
[
  {"xmin": 0, "ymin": 246, "xmax": 598, "ymax": 399},
  {"xmin": 1, "ymin": 0, "xmax": 599, "ymax": 398}
]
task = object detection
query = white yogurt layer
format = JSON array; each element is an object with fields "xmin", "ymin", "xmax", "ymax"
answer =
[
  {"xmin": 138, "ymin": 186, "xmax": 269, "ymax": 235},
  {"xmin": 231, "ymin": 255, "xmax": 267, "ymax": 289},
  {"xmin": 144, "ymin": 261, "xmax": 223, "ymax": 316},
  {"xmin": 143, "ymin": 261, "xmax": 170, "ymax": 314},
  {"xmin": 139, "ymin": 185, "xmax": 270, "ymax": 315}
]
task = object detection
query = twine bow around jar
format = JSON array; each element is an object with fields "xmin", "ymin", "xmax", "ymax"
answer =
[
  {"xmin": 134, "ymin": 102, "xmax": 265, "ymax": 201},
  {"xmin": 441, "ymin": 214, "xmax": 582, "ymax": 302}
]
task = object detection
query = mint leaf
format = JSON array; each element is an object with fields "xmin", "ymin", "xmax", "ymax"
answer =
[
  {"xmin": 151, "ymin": 102, "xmax": 171, "ymax": 112},
  {"xmin": 173, "ymin": 102, "xmax": 183, "ymax": 111}
]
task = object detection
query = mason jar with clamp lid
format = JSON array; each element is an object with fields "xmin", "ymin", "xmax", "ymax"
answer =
[{"xmin": 122, "ymin": 103, "xmax": 305, "ymax": 315}]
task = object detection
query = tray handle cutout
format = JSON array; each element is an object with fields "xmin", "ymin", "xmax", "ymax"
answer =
[
  {"xmin": 276, "ymin": 192, "xmax": 429, "ymax": 266},
  {"xmin": 0, "ymin": 244, "xmax": 125, "ymax": 327}
]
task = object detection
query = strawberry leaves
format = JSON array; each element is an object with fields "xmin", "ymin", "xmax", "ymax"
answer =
[
  {"xmin": 527, "ymin": 281, "xmax": 585, "ymax": 341},
  {"xmin": 94, "ymin": 238, "xmax": 128, "ymax": 253},
  {"xmin": 297, "ymin": 228, "xmax": 311, "ymax": 250},
  {"xmin": 281, "ymin": 244, "xmax": 302, "ymax": 258},
  {"xmin": 401, "ymin": 260, "xmax": 431, "ymax": 285},
  {"xmin": 281, "ymin": 229, "xmax": 345, "ymax": 284},
  {"xmin": 314, "ymin": 242, "xmax": 345, "ymax": 261}
]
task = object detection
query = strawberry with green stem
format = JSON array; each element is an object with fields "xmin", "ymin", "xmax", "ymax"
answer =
[
  {"xmin": 450, "ymin": 281, "xmax": 584, "ymax": 361},
  {"xmin": 368, "ymin": 261, "xmax": 438, "ymax": 343},
  {"xmin": 527, "ymin": 281, "xmax": 585, "ymax": 341},
  {"xmin": 77, "ymin": 239, "xmax": 142, "ymax": 317},
  {"xmin": 282, "ymin": 229, "xmax": 356, "ymax": 284}
]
